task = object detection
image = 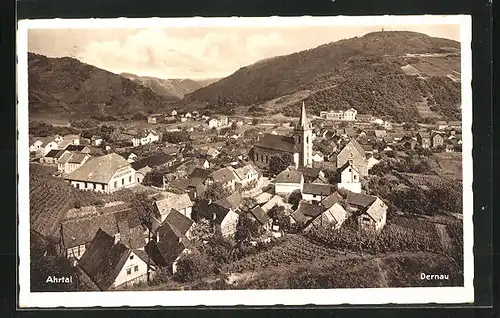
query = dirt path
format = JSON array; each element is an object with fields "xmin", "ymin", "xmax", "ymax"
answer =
[
  {"xmin": 435, "ymin": 223, "xmax": 452, "ymax": 251},
  {"xmin": 374, "ymin": 258, "xmax": 389, "ymax": 288}
]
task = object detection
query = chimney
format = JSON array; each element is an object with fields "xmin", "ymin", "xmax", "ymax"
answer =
[{"xmin": 114, "ymin": 233, "xmax": 120, "ymax": 245}]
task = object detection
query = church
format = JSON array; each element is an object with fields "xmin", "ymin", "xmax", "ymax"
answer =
[{"xmin": 252, "ymin": 102, "xmax": 313, "ymax": 169}]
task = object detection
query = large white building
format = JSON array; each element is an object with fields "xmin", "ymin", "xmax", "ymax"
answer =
[
  {"xmin": 319, "ymin": 108, "xmax": 357, "ymax": 121},
  {"xmin": 65, "ymin": 153, "xmax": 136, "ymax": 192}
]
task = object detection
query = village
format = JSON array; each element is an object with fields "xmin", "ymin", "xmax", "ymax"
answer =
[{"xmin": 29, "ymin": 103, "xmax": 464, "ymax": 291}]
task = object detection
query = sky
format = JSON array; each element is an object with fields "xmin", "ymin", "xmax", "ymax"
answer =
[{"xmin": 28, "ymin": 22, "xmax": 460, "ymax": 80}]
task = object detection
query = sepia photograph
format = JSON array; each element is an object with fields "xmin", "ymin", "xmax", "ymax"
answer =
[{"xmin": 17, "ymin": 15, "xmax": 473, "ymax": 307}]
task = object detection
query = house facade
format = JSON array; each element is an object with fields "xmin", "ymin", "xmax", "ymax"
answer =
[
  {"xmin": 65, "ymin": 153, "xmax": 136, "ymax": 192},
  {"xmin": 57, "ymin": 152, "xmax": 92, "ymax": 174},
  {"xmin": 337, "ymin": 161, "xmax": 362, "ymax": 194},
  {"xmin": 336, "ymin": 139, "xmax": 368, "ymax": 176},
  {"xmin": 319, "ymin": 108, "xmax": 357, "ymax": 121},
  {"xmin": 431, "ymin": 133, "xmax": 444, "ymax": 148},
  {"xmin": 132, "ymin": 130, "xmax": 160, "ymax": 147},
  {"xmin": 417, "ymin": 132, "xmax": 431, "ymax": 149},
  {"xmin": 275, "ymin": 170, "xmax": 304, "ymax": 197}
]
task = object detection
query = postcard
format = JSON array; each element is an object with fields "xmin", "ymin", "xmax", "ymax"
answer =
[{"xmin": 17, "ymin": 15, "xmax": 473, "ymax": 307}]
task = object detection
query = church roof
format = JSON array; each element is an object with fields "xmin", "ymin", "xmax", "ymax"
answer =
[{"xmin": 255, "ymin": 133, "xmax": 297, "ymax": 153}]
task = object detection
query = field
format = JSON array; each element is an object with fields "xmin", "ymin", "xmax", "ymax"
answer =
[
  {"xmin": 223, "ymin": 234, "xmax": 350, "ymax": 273},
  {"xmin": 432, "ymin": 153, "xmax": 462, "ymax": 179}
]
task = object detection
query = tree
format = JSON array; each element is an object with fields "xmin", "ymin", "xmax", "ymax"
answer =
[
  {"xmin": 268, "ymin": 205, "xmax": 290, "ymax": 233},
  {"xmin": 189, "ymin": 219, "xmax": 214, "ymax": 246},
  {"xmin": 200, "ymin": 182, "xmax": 231, "ymax": 202},
  {"xmin": 142, "ymin": 170, "xmax": 164, "ymax": 188},
  {"xmin": 269, "ymin": 153, "xmax": 294, "ymax": 175},
  {"xmin": 235, "ymin": 214, "xmax": 260, "ymax": 245},
  {"xmin": 173, "ymin": 252, "xmax": 211, "ymax": 283},
  {"xmin": 131, "ymin": 192, "xmax": 157, "ymax": 282}
]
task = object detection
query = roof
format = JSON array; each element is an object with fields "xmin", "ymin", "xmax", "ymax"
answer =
[
  {"xmin": 65, "ymin": 145, "xmax": 88, "ymax": 152},
  {"xmin": 61, "ymin": 203, "xmax": 143, "ymax": 249},
  {"xmin": 64, "ymin": 134, "xmax": 80, "ymax": 140},
  {"xmin": 250, "ymin": 206, "xmax": 270, "ymax": 225},
  {"xmin": 322, "ymin": 192, "xmax": 343, "ymax": 209},
  {"xmin": 68, "ymin": 152, "xmax": 89, "ymax": 164},
  {"xmin": 417, "ymin": 132, "xmax": 430, "ymax": 138},
  {"xmin": 255, "ymin": 133, "xmax": 297, "ymax": 153},
  {"xmin": 210, "ymin": 167, "xmax": 236, "ymax": 184},
  {"xmin": 338, "ymin": 160, "xmax": 359, "ymax": 173},
  {"xmin": 162, "ymin": 209, "xmax": 194, "ymax": 235},
  {"xmin": 155, "ymin": 192, "xmax": 193, "ymax": 217},
  {"xmin": 261, "ymin": 195, "xmax": 293, "ymax": 213},
  {"xmin": 365, "ymin": 198, "xmax": 387, "ymax": 222},
  {"xmin": 65, "ymin": 153, "xmax": 130, "ymax": 183},
  {"xmin": 231, "ymin": 164, "xmax": 257, "ymax": 181},
  {"xmin": 45, "ymin": 149, "xmax": 65, "ymax": 158},
  {"xmin": 131, "ymin": 154, "xmax": 174, "ymax": 170},
  {"xmin": 302, "ymin": 183, "xmax": 332, "ymax": 196},
  {"xmin": 436, "ymin": 121, "xmax": 448, "ymax": 125},
  {"xmin": 297, "ymin": 167, "xmax": 322, "ymax": 179},
  {"xmin": 374, "ymin": 130, "xmax": 387, "ymax": 138},
  {"xmin": 348, "ymin": 139, "xmax": 366, "ymax": 157},
  {"xmin": 136, "ymin": 166, "xmax": 153, "ymax": 175},
  {"xmin": 275, "ymin": 170, "xmax": 303, "ymax": 184},
  {"xmin": 135, "ymin": 129, "xmax": 159, "ymax": 138},
  {"xmin": 295, "ymin": 202, "xmax": 326, "ymax": 218},
  {"xmin": 346, "ymin": 193, "xmax": 377, "ymax": 208},
  {"xmin": 58, "ymin": 151, "xmax": 72, "ymax": 164},
  {"xmin": 214, "ymin": 191, "xmax": 242, "ymax": 211},
  {"xmin": 77, "ymin": 229, "xmax": 131, "ymax": 291}
]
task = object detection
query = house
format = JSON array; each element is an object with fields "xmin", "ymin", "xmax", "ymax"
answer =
[
  {"xmin": 65, "ymin": 144, "xmax": 92, "ymax": 153},
  {"xmin": 435, "ymin": 121, "xmax": 448, "ymax": 130},
  {"xmin": 297, "ymin": 167, "xmax": 325, "ymax": 183},
  {"xmin": 209, "ymin": 192, "xmax": 243, "ymax": 237},
  {"xmin": 91, "ymin": 135, "xmax": 103, "ymax": 146},
  {"xmin": 29, "ymin": 137, "xmax": 43, "ymax": 153},
  {"xmin": 343, "ymin": 108, "xmax": 358, "ymax": 121},
  {"xmin": 431, "ymin": 133, "xmax": 444, "ymax": 148},
  {"xmin": 337, "ymin": 139, "xmax": 368, "ymax": 176},
  {"xmin": 344, "ymin": 128, "xmax": 357, "ymax": 138},
  {"xmin": 318, "ymin": 192, "xmax": 348, "ymax": 230},
  {"xmin": 290, "ymin": 201, "xmax": 325, "ymax": 228},
  {"xmin": 206, "ymin": 167, "xmax": 237, "ymax": 192},
  {"xmin": 146, "ymin": 209, "xmax": 196, "ymax": 274},
  {"xmin": 171, "ymin": 110, "xmax": 178, "ymax": 116},
  {"xmin": 357, "ymin": 114, "xmax": 374, "ymax": 122},
  {"xmin": 77, "ymin": 229, "xmax": 150, "ymax": 291},
  {"xmin": 185, "ymin": 112, "xmax": 192, "ymax": 118},
  {"xmin": 148, "ymin": 114, "xmax": 163, "ymax": 124},
  {"xmin": 319, "ymin": 108, "xmax": 357, "ymax": 121},
  {"xmin": 374, "ymin": 130, "xmax": 387, "ymax": 139},
  {"xmin": 63, "ymin": 134, "xmax": 80, "ymax": 145},
  {"xmin": 153, "ymin": 192, "xmax": 194, "ymax": 222},
  {"xmin": 208, "ymin": 115, "xmax": 229, "ymax": 129},
  {"xmin": 65, "ymin": 153, "xmax": 136, "ymax": 192},
  {"xmin": 59, "ymin": 202, "xmax": 145, "ymax": 262},
  {"xmin": 249, "ymin": 205, "xmax": 272, "ymax": 231},
  {"xmin": 57, "ymin": 152, "xmax": 92, "ymax": 175},
  {"xmin": 135, "ymin": 166, "xmax": 152, "ymax": 184},
  {"xmin": 131, "ymin": 154, "xmax": 176, "ymax": 171},
  {"xmin": 302, "ymin": 183, "xmax": 333, "ymax": 202},
  {"xmin": 448, "ymin": 121, "xmax": 461, "ymax": 130},
  {"xmin": 346, "ymin": 193, "xmax": 388, "ymax": 232},
  {"xmin": 132, "ymin": 130, "xmax": 160, "ymax": 147},
  {"xmin": 40, "ymin": 138, "xmax": 59, "ymax": 156},
  {"xmin": 387, "ymin": 132, "xmax": 405, "ymax": 142},
  {"xmin": 199, "ymin": 147, "xmax": 220, "ymax": 159},
  {"xmin": 401, "ymin": 139, "xmax": 418, "ymax": 150},
  {"xmin": 416, "ymin": 132, "xmax": 431, "ymax": 149},
  {"xmin": 253, "ymin": 103, "xmax": 313, "ymax": 169},
  {"xmin": 275, "ymin": 170, "xmax": 304, "ymax": 197},
  {"xmin": 336, "ymin": 160, "xmax": 362, "ymax": 193},
  {"xmin": 261, "ymin": 195, "xmax": 294, "ymax": 215},
  {"xmin": 40, "ymin": 149, "xmax": 69, "ymax": 165},
  {"xmin": 230, "ymin": 163, "xmax": 261, "ymax": 192}
]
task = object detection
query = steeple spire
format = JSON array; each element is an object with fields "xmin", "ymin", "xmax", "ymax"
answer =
[{"xmin": 299, "ymin": 101, "xmax": 308, "ymax": 128}]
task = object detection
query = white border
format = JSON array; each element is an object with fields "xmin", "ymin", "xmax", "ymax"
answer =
[{"xmin": 17, "ymin": 15, "xmax": 473, "ymax": 308}]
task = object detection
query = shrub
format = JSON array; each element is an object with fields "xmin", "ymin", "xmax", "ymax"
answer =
[{"xmin": 173, "ymin": 252, "xmax": 211, "ymax": 283}]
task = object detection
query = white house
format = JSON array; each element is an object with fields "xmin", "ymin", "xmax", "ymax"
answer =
[
  {"xmin": 302, "ymin": 183, "xmax": 332, "ymax": 203},
  {"xmin": 337, "ymin": 161, "xmax": 362, "ymax": 194},
  {"xmin": 57, "ymin": 152, "xmax": 92, "ymax": 174},
  {"xmin": 208, "ymin": 116, "xmax": 229, "ymax": 129},
  {"xmin": 171, "ymin": 110, "xmax": 178, "ymax": 116},
  {"xmin": 343, "ymin": 108, "xmax": 357, "ymax": 121},
  {"xmin": 65, "ymin": 153, "xmax": 136, "ymax": 192},
  {"xmin": 132, "ymin": 130, "xmax": 160, "ymax": 147},
  {"xmin": 78, "ymin": 229, "xmax": 150, "ymax": 291},
  {"xmin": 63, "ymin": 134, "xmax": 81, "ymax": 145},
  {"xmin": 229, "ymin": 164, "xmax": 261, "ymax": 191},
  {"xmin": 29, "ymin": 138, "xmax": 43, "ymax": 152},
  {"xmin": 54, "ymin": 134, "xmax": 64, "ymax": 143},
  {"xmin": 127, "ymin": 153, "xmax": 138, "ymax": 163},
  {"xmin": 206, "ymin": 167, "xmax": 237, "ymax": 192},
  {"xmin": 39, "ymin": 138, "xmax": 59, "ymax": 156},
  {"xmin": 275, "ymin": 170, "xmax": 304, "ymax": 197},
  {"xmin": 91, "ymin": 135, "xmax": 103, "ymax": 146},
  {"xmin": 346, "ymin": 193, "xmax": 388, "ymax": 232}
]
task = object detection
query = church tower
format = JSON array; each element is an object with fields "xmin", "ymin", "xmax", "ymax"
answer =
[{"xmin": 294, "ymin": 102, "xmax": 313, "ymax": 167}]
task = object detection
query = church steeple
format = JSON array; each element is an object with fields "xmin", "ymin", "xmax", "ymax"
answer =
[
  {"xmin": 294, "ymin": 101, "xmax": 313, "ymax": 168},
  {"xmin": 297, "ymin": 101, "xmax": 311, "ymax": 130}
]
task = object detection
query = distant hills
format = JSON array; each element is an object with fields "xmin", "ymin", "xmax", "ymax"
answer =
[
  {"xmin": 28, "ymin": 31, "xmax": 462, "ymax": 122},
  {"xmin": 28, "ymin": 53, "xmax": 178, "ymax": 118},
  {"xmin": 120, "ymin": 73, "xmax": 219, "ymax": 99},
  {"xmin": 185, "ymin": 31, "xmax": 461, "ymax": 121}
]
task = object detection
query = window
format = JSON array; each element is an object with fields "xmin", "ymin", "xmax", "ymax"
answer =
[
  {"xmin": 134, "ymin": 265, "xmax": 139, "ymax": 272},
  {"xmin": 306, "ymin": 136, "xmax": 309, "ymax": 143},
  {"xmin": 76, "ymin": 183, "xmax": 80, "ymax": 189},
  {"xmin": 349, "ymin": 168, "xmax": 352, "ymax": 172},
  {"xmin": 129, "ymin": 255, "xmax": 134, "ymax": 260},
  {"xmin": 122, "ymin": 178, "xmax": 124, "ymax": 185},
  {"xmin": 126, "ymin": 268, "xmax": 131, "ymax": 275},
  {"xmin": 354, "ymin": 175, "xmax": 357, "ymax": 180},
  {"xmin": 129, "ymin": 176, "xmax": 132, "ymax": 183},
  {"xmin": 114, "ymin": 181, "xmax": 117, "ymax": 188}
]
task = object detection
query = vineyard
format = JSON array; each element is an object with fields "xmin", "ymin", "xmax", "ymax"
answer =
[
  {"xmin": 224, "ymin": 234, "xmax": 343, "ymax": 273},
  {"xmin": 29, "ymin": 163, "xmax": 134, "ymax": 237},
  {"xmin": 446, "ymin": 222, "xmax": 464, "ymax": 263}
]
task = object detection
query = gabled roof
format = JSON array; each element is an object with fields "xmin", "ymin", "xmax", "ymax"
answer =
[
  {"xmin": 162, "ymin": 209, "xmax": 194, "ymax": 235},
  {"xmin": 364, "ymin": 197, "xmax": 387, "ymax": 222},
  {"xmin": 154, "ymin": 192, "xmax": 193, "ymax": 217},
  {"xmin": 297, "ymin": 167, "xmax": 322, "ymax": 179},
  {"xmin": 296, "ymin": 202, "xmax": 326, "ymax": 218},
  {"xmin": 65, "ymin": 145, "xmax": 88, "ymax": 152},
  {"xmin": 77, "ymin": 229, "xmax": 131, "ymax": 291},
  {"xmin": 67, "ymin": 152, "xmax": 89, "ymax": 164},
  {"xmin": 231, "ymin": 164, "xmax": 258, "ymax": 181},
  {"xmin": 322, "ymin": 192, "xmax": 343, "ymax": 209},
  {"xmin": 338, "ymin": 160, "xmax": 359, "ymax": 173},
  {"xmin": 45, "ymin": 149, "xmax": 66, "ymax": 158},
  {"xmin": 261, "ymin": 195, "xmax": 293, "ymax": 213},
  {"xmin": 250, "ymin": 206, "xmax": 270, "ymax": 226},
  {"xmin": 214, "ymin": 191, "xmax": 242, "ymax": 211},
  {"xmin": 346, "ymin": 193, "xmax": 377, "ymax": 208},
  {"xmin": 255, "ymin": 133, "xmax": 297, "ymax": 153},
  {"xmin": 374, "ymin": 130, "xmax": 387, "ymax": 138},
  {"xmin": 275, "ymin": 170, "xmax": 302, "ymax": 184},
  {"xmin": 65, "ymin": 153, "xmax": 130, "ymax": 183},
  {"xmin": 210, "ymin": 167, "xmax": 236, "ymax": 184},
  {"xmin": 134, "ymin": 129, "xmax": 159, "ymax": 138},
  {"xmin": 417, "ymin": 132, "xmax": 430, "ymax": 138},
  {"xmin": 302, "ymin": 183, "xmax": 332, "ymax": 196},
  {"xmin": 58, "ymin": 151, "xmax": 72, "ymax": 164},
  {"xmin": 131, "ymin": 154, "xmax": 174, "ymax": 170}
]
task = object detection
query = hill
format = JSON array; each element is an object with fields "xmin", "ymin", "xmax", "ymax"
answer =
[
  {"xmin": 185, "ymin": 31, "xmax": 461, "ymax": 122},
  {"xmin": 28, "ymin": 53, "xmax": 179, "ymax": 118},
  {"xmin": 120, "ymin": 73, "xmax": 219, "ymax": 99}
]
